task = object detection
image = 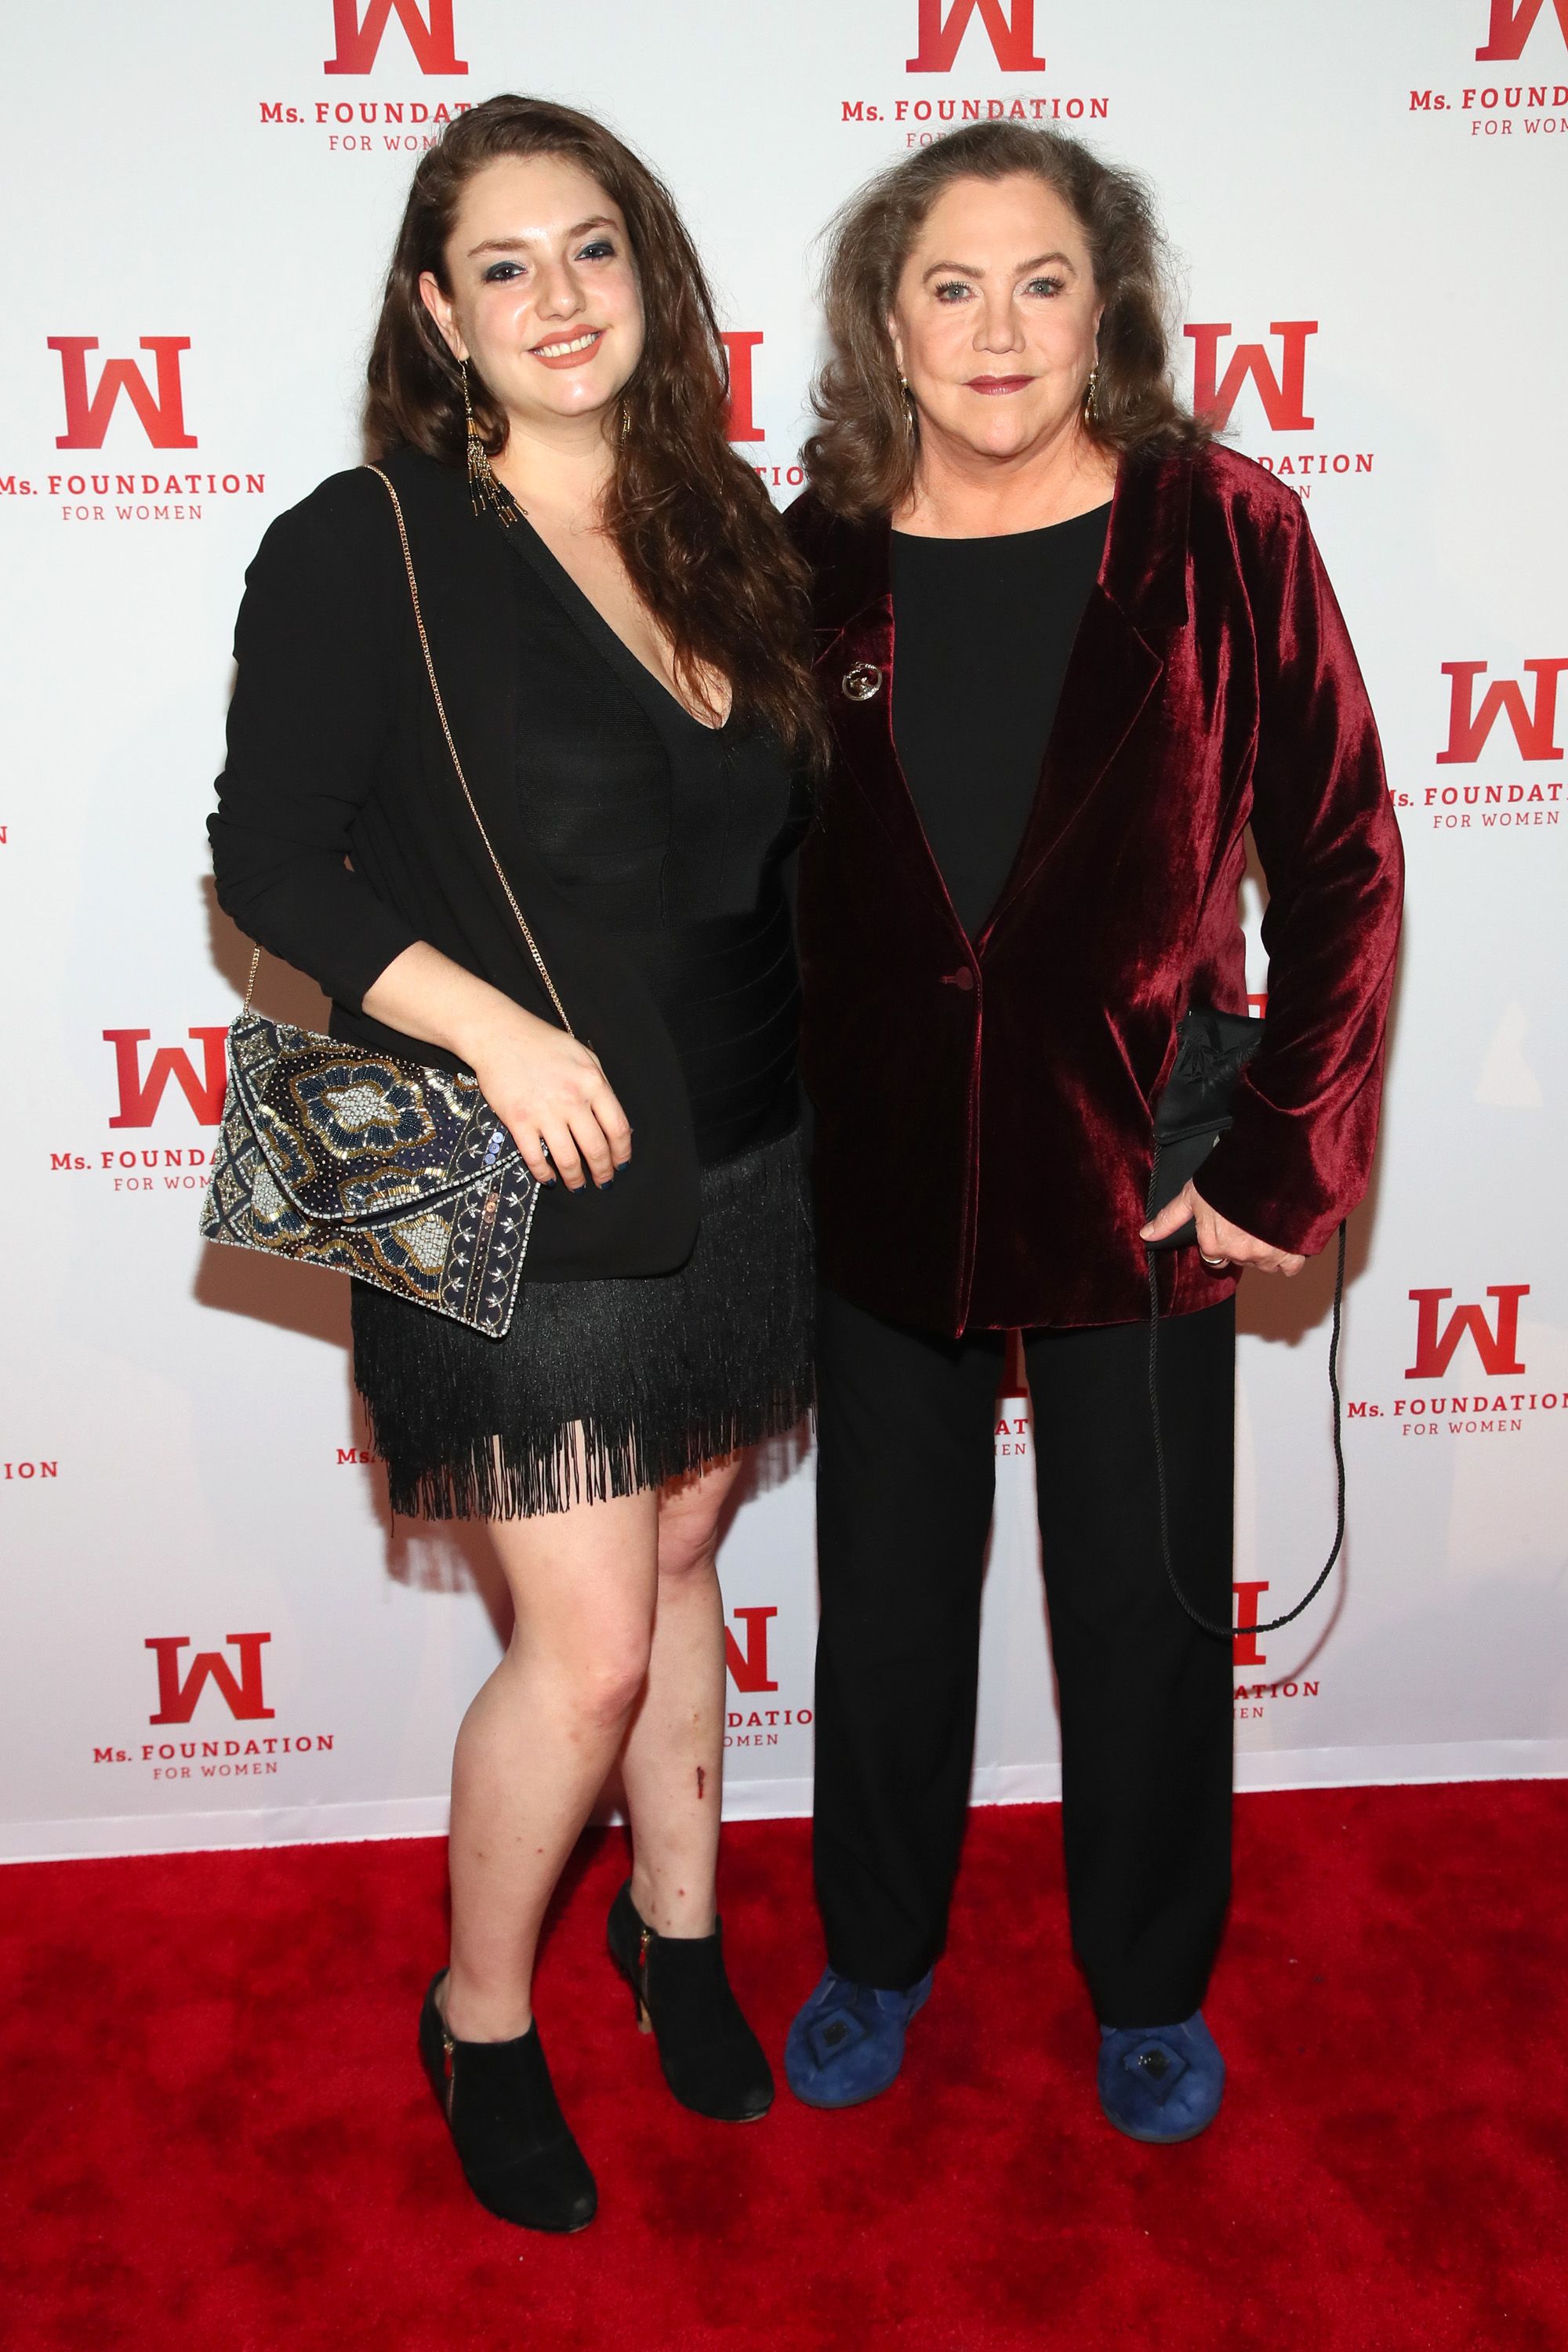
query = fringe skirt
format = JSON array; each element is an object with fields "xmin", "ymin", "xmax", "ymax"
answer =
[{"xmin": 350, "ymin": 1125, "xmax": 815, "ymax": 1519}]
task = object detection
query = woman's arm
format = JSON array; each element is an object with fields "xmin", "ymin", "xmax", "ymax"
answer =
[
  {"xmin": 362, "ymin": 943, "xmax": 628, "ymax": 1192},
  {"xmin": 210, "ymin": 481, "xmax": 627, "ymax": 1190},
  {"xmin": 1179, "ymin": 485, "xmax": 1405, "ymax": 1259},
  {"xmin": 210, "ymin": 482, "xmax": 420, "ymax": 1007}
]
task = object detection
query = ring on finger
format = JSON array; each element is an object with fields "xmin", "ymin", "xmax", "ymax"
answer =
[{"xmin": 1199, "ymin": 1250, "xmax": 1230, "ymax": 1269}]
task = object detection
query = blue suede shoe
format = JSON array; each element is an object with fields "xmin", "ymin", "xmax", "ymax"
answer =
[
  {"xmin": 784, "ymin": 1967, "xmax": 934, "ymax": 2109},
  {"xmin": 1098, "ymin": 2011, "xmax": 1225, "ymax": 2143}
]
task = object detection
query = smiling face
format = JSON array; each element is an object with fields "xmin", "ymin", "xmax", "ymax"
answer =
[
  {"xmin": 418, "ymin": 151, "xmax": 644, "ymax": 440},
  {"xmin": 888, "ymin": 170, "xmax": 1102, "ymax": 467}
]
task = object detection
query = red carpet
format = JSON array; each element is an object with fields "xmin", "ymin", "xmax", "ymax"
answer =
[{"xmin": 3, "ymin": 1785, "xmax": 1565, "ymax": 2352}]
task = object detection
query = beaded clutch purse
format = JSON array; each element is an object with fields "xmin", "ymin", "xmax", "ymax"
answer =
[
  {"xmin": 198, "ymin": 466, "xmax": 569, "ymax": 1338},
  {"xmin": 200, "ymin": 1014, "xmax": 539, "ymax": 1335}
]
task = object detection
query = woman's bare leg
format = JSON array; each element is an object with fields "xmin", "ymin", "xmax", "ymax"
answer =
[
  {"xmin": 619, "ymin": 1455, "xmax": 745, "ymax": 1937},
  {"xmin": 442, "ymin": 1470, "xmax": 660, "ymax": 2042}
]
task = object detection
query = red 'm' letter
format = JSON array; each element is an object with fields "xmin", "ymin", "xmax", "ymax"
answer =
[
  {"xmin": 906, "ymin": 0, "xmax": 1044, "ymax": 71},
  {"xmin": 324, "ymin": 0, "xmax": 467, "ymax": 74}
]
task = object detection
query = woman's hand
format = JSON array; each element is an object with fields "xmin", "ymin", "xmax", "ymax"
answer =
[
  {"xmin": 466, "ymin": 1002, "xmax": 631, "ymax": 1192},
  {"xmin": 360, "ymin": 942, "xmax": 632, "ymax": 1193},
  {"xmin": 1140, "ymin": 1180, "xmax": 1305, "ymax": 1277}
]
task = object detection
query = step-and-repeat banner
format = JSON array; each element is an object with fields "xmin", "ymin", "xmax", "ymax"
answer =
[{"xmin": 3, "ymin": 1, "xmax": 1565, "ymax": 1860}]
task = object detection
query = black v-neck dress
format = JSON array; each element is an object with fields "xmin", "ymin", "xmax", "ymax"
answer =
[{"xmin": 348, "ymin": 511, "xmax": 813, "ymax": 1519}]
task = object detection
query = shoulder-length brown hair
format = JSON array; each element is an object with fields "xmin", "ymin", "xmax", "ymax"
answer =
[
  {"xmin": 365, "ymin": 95, "xmax": 822, "ymax": 758},
  {"xmin": 804, "ymin": 121, "xmax": 1206, "ymax": 520}
]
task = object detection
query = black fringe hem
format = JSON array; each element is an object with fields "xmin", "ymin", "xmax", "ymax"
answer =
[{"xmin": 350, "ymin": 1127, "xmax": 815, "ymax": 1521}]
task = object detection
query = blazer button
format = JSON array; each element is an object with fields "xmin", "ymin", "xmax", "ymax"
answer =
[
  {"xmin": 942, "ymin": 967, "xmax": 975, "ymax": 992},
  {"xmin": 841, "ymin": 662, "xmax": 883, "ymax": 701}
]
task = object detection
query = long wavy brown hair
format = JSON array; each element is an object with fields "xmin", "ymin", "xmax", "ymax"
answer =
[
  {"xmin": 804, "ymin": 122, "xmax": 1207, "ymax": 520},
  {"xmin": 365, "ymin": 96, "xmax": 822, "ymax": 757}
]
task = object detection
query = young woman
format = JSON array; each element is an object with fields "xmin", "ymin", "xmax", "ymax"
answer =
[{"xmin": 209, "ymin": 96, "xmax": 821, "ymax": 2230}]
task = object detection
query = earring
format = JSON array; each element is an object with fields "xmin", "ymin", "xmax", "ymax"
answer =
[
  {"xmin": 898, "ymin": 374, "xmax": 917, "ymax": 444},
  {"xmin": 620, "ymin": 397, "xmax": 631, "ymax": 441},
  {"xmin": 462, "ymin": 358, "xmax": 514, "ymax": 524},
  {"xmin": 1083, "ymin": 362, "xmax": 1101, "ymax": 424}
]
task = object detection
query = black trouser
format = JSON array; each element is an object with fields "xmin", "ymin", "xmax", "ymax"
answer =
[{"xmin": 811, "ymin": 1285, "xmax": 1236, "ymax": 2027}]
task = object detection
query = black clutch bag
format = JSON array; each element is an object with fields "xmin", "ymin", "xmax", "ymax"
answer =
[
  {"xmin": 1145, "ymin": 1006, "xmax": 1264, "ymax": 1251},
  {"xmin": 1144, "ymin": 1004, "xmax": 1347, "ymax": 1642}
]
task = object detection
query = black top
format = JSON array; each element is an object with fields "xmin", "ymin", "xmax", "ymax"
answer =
[
  {"xmin": 496, "ymin": 517, "xmax": 802, "ymax": 1166},
  {"xmin": 209, "ymin": 450, "xmax": 747, "ymax": 1281},
  {"xmin": 891, "ymin": 503, "xmax": 1109, "ymax": 937}
]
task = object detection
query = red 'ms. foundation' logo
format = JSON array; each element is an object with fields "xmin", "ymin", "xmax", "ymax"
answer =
[
  {"xmin": 906, "ymin": 0, "xmax": 1044, "ymax": 71},
  {"xmin": 104, "ymin": 1029, "xmax": 228, "ymax": 1127},
  {"xmin": 1475, "ymin": 0, "xmax": 1568, "ymax": 59},
  {"xmin": 49, "ymin": 338, "xmax": 196, "ymax": 450},
  {"xmin": 146, "ymin": 1634, "xmax": 274, "ymax": 1724},
  {"xmin": 324, "ymin": 0, "xmax": 467, "ymax": 73},
  {"xmin": 1438, "ymin": 660, "xmax": 1568, "ymax": 761},
  {"xmin": 1406, "ymin": 1287, "xmax": 1529, "ymax": 1380},
  {"xmin": 1185, "ymin": 321, "xmax": 1317, "ymax": 433}
]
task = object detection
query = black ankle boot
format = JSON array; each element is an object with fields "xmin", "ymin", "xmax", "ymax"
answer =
[
  {"xmin": 417, "ymin": 1973, "xmax": 597, "ymax": 2231},
  {"xmin": 606, "ymin": 1881, "xmax": 773, "ymax": 2122}
]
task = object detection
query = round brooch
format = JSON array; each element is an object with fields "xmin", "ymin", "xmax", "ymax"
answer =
[{"xmin": 840, "ymin": 662, "xmax": 883, "ymax": 702}]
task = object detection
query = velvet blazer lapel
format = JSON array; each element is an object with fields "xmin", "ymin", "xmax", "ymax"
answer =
[
  {"xmin": 811, "ymin": 454, "xmax": 1193, "ymax": 942},
  {"xmin": 811, "ymin": 531, "xmax": 950, "ymax": 908},
  {"xmin": 982, "ymin": 459, "xmax": 1190, "ymax": 937}
]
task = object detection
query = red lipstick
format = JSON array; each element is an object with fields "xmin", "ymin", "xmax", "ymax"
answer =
[{"xmin": 967, "ymin": 374, "xmax": 1033, "ymax": 395}]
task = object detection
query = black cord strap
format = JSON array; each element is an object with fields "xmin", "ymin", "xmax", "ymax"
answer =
[{"xmin": 1145, "ymin": 1220, "xmax": 1347, "ymax": 1640}]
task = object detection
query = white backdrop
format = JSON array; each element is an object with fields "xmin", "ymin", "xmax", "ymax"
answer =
[{"xmin": 3, "ymin": 0, "xmax": 1565, "ymax": 1863}]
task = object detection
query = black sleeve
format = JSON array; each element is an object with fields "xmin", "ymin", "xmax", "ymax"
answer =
[{"xmin": 209, "ymin": 474, "xmax": 420, "ymax": 1011}]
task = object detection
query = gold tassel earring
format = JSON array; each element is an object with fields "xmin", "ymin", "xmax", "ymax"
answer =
[
  {"xmin": 1083, "ymin": 362, "xmax": 1101, "ymax": 424},
  {"xmin": 462, "ymin": 358, "xmax": 514, "ymax": 524}
]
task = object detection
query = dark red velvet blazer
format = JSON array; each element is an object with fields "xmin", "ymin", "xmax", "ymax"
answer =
[{"xmin": 788, "ymin": 443, "xmax": 1404, "ymax": 1337}]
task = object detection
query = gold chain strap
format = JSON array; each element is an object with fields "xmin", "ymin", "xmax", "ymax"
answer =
[{"xmin": 366, "ymin": 464, "xmax": 575, "ymax": 1036}]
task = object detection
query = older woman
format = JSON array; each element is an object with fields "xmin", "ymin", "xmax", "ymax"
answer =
[{"xmin": 783, "ymin": 123, "xmax": 1402, "ymax": 2140}]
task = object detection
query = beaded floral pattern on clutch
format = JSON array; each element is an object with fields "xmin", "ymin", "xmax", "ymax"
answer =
[{"xmin": 199, "ymin": 1014, "xmax": 539, "ymax": 1336}]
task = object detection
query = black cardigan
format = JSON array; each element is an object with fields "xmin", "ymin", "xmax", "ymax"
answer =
[{"xmin": 209, "ymin": 448, "xmax": 701, "ymax": 1280}]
